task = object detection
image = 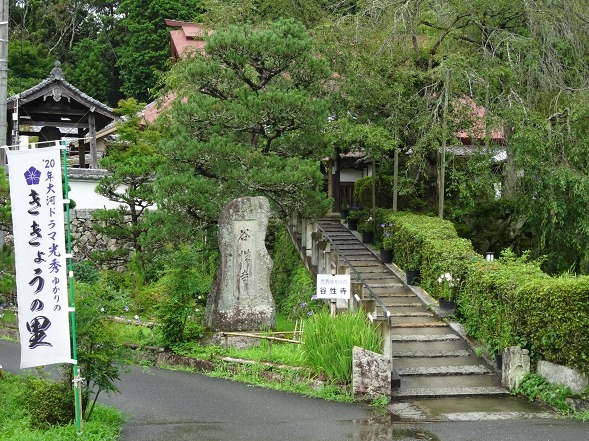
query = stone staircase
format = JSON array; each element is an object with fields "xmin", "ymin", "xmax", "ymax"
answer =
[{"xmin": 317, "ymin": 218, "xmax": 508, "ymax": 400}]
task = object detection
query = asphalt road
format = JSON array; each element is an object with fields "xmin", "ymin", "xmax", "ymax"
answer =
[{"xmin": 2, "ymin": 339, "xmax": 589, "ymax": 441}]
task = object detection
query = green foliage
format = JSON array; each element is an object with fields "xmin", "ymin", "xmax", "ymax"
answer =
[
  {"xmin": 23, "ymin": 377, "xmax": 74, "ymax": 429},
  {"xmin": 0, "ymin": 172, "xmax": 12, "ymax": 233},
  {"xmin": 156, "ymin": 18, "xmax": 333, "ymax": 230},
  {"xmin": 93, "ymin": 98, "xmax": 160, "ymax": 271},
  {"xmin": 302, "ymin": 311, "xmax": 382, "ymax": 382},
  {"xmin": 461, "ymin": 250, "xmax": 549, "ymax": 354},
  {"xmin": 420, "ymin": 237, "xmax": 479, "ymax": 301},
  {"xmin": 156, "ymin": 246, "xmax": 212, "ymax": 347},
  {"xmin": 388, "ymin": 211, "xmax": 458, "ymax": 270},
  {"xmin": 116, "ymin": 0, "xmax": 204, "ymax": 100},
  {"xmin": 72, "ymin": 260, "xmax": 100, "ymax": 284},
  {"xmin": 75, "ymin": 281, "xmax": 127, "ymax": 419},
  {"xmin": 353, "ymin": 176, "xmax": 394, "ymax": 210},
  {"xmin": 514, "ymin": 374, "xmax": 573, "ymax": 414},
  {"xmin": 0, "ymin": 372, "xmax": 123, "ymax": 440},
  {"xmin": 270, "ymin": 224, "xmax": 326, "ymax": 320},
  {"xmin": 0, "ymin": 246, "xmax": 16, "ymax": 303},
  {"xmin": 512, "ymin": 276, "xmax": 589, "ymax": 374}
]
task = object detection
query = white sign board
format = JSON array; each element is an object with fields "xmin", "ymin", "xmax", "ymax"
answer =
[
  {"xmin": 8, "ymin": 147, "xmax": 72, "ymax": 369},
  {"xmin": 316, "ymin": 274, "xmax": 351, "ymax": 300}
]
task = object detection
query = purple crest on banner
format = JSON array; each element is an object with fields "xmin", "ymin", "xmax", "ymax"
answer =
[{"xmin": 24, "ymin": 166, "xmax": 42, "ymax": 185}]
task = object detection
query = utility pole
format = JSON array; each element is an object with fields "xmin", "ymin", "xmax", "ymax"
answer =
[{"xmin": 0, "ymin": 0, "xmax": 7, "ymax": 164}]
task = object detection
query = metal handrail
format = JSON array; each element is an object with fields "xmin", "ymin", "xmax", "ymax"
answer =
[{"xmin": 317, "ymin": 222, "xmax": 392, "ymax": 324}]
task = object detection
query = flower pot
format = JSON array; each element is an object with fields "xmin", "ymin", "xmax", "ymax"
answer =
[
  {"xmin": 494, "ymin": 351, "xmax": 503, "ymax": 371},
  {"xmin": 347, "ymin": 218, "xmax": 358, "ymax": 230},
  {"xmin": 361, "ymin": 231, "xmax": 374, "ymax": 243},
  {"xmin": 380, "ymin": 249, "xmax": 393, "ymax": 264},
  {"xmin": 406, "ymin": 269, "xmax": 420, "ymax": 285},
  {"xmin": 439, "ymin": 298, "xmax": 457, "ymax": 313}
]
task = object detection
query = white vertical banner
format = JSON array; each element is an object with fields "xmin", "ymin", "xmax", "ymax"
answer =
[{"xmin": 7, "ymin": 146, "xmax": 72, "ymax": 369}]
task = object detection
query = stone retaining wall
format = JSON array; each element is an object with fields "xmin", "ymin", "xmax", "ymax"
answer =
[{"xmin": 70, "ymin": 209, "xmax": 121, "ymax": 263}]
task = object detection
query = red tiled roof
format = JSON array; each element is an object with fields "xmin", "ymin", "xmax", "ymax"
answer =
[
  {"xmin": 165, "ymin": 19, "xmax": 212, "ymax": 59},
  {"xmin": 454, "ymin": 97, "xmax": 504, "ymax": 145}
]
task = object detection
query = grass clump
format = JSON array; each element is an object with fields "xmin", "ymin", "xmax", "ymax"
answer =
[{"xmin": 303, "ymin": 310, "xmax": 382, "ymax": 382}]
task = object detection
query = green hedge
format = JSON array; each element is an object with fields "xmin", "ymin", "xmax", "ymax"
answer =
[
  {"xmin": 420, "ymin": 237, "xmax": 479, "ymax": 300},
  {"xmin": 374, "ymin": 211, "xmax": 589, "ymax": 374},
  {"xmin": 353, "ymin": 176, "xmax": 394, "ymax": 210},
  {"xmin": 461, "ymin": 252, "xmax": 549, "ymax": 355},
  {"xmin": 388, "ymin": 211, "xmax": 458, "ymax": 270},
  {"xmin": 513, "ymin": 276, "xmax": 589, "ymax": 374}
]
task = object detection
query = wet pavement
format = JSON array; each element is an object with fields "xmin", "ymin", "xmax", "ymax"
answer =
[{"xmin": 2, "ymin": 339, "xmax": 589, "ymax": 440}]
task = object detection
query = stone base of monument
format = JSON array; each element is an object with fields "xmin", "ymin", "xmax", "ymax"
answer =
[{"xmin": 203, "ymin": 332, "xmax": 262, "ymax": 350}]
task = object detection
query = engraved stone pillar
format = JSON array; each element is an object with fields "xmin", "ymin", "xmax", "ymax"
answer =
[
  {"xmin": 501, "ymin": 346, "xmax": 530, "ymax": 391},
  {"xmin": 205, "ymin": 197, "xmax": 275, "ymax": 331}
]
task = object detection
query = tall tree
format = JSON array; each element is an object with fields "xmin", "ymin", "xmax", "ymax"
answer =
[
  {"xmin": 154, "ymin": 18, "xmax": 332, "ymax": 239},
  {"xmin": 116, "ymin": 0, "xmax": 204, "ymax": 101},
  {"xmin": 93, "ymin": 98, "xmax": 159, "ymax": 270}
]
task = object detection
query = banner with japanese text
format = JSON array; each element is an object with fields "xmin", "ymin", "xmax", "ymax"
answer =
[{"xmin": 7, "ymin": 147, "xmax": 71, "ymax": 369}]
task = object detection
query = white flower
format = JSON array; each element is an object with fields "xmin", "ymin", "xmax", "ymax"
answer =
[
  {"xmin": 100, "ymin": 307, "xmax": 105, "ymax": 313},
  {"xmin": 437, "ymin": 273, "xmax": 453, "ymax": 285}
]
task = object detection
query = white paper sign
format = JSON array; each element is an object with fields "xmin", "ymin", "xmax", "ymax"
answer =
[
  {"xmin": 316, "ymin": 274, "xmax": 351, "ymax": 300},
  {"xmin": 7, "ymin": 147, "xmax": 72, "ymax": 369}
]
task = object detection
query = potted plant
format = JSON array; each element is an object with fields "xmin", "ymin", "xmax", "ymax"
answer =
[
  {"xmin": 346, "ymin": 208, "xmax": 360, "ymax": 230},
  {"xmin": 380, "ymin": 222, "xmax": 394, "ymax": 263},
  {"xmin": 340, "ymin": 201, "xmax": 350, "ymax": 219},
  {"xmin": 405, "ymin": 254, "xmax": 421, "ymax": 285},
  {"xmin": 358, "ymin": 216, "xmax": 374, "ymax": 244},
  {"xmin": 437, "ymin": 272, "xmax": 457, "ymax": 312}
]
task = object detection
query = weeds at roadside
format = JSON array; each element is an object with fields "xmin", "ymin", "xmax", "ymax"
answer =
[{"xmin": 513, "ymin": 373, "xmax": 589, "ymax": 420}]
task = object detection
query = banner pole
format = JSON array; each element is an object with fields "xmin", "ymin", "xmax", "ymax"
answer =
[{"xmin": 61, "ymin": 142, "xmax": 83, "ymax": 434}]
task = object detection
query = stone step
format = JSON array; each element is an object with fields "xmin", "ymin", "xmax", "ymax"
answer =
[
  {"xmin": 394, "ymin": 386, "xmax": 508, "ymax": 399},
  {"xmin": 399, "ymin": 374, "xmax": 503, "ymax": 389},
  {"xmin": 393, "ymin": 350, "xmax": 472, "ymax": 357},
  {"xmin": 390, "ymin": 311, "xmax": 434, "ymax": 318},
  {"xmin": 397, "ymin": 365, "xmax": 494, "ymax": 376},
  {"xmin": 371, "ymin": 291, "xmax": 416, "ymax": 297},
  {"xmin": 392, "ymin": 339, "xmax": 471, "ymax": 352},
  {"xmin": 364, "ymin": 282, "xmax": 405, "ymax": 288},
  {"xmin": 387, "ymin": 302, "xmax": 423, "ymax": 308},
  {"xmin": 393, "ymin": 357, "xmax": 488, "ymax": 369},
  {"xmin": 390, "ymin": 321, "xmax": 450, "ymax": 328},
  {"xmin": 392, "ymin": 334, "xmax": 460, "ymax": 342},
  {"xmin": 346, "ymin": 256, "xmax": 378, "ymax": 262}
]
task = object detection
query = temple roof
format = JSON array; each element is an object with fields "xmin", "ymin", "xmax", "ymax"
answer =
[{"xmin": 7, "ymin": 61, "xmax": 117, "ymax": 133}]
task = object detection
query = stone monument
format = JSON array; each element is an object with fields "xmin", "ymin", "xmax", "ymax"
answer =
[{"xmin": 205, "ymin": 196, "xmax": 275, "ymax": 331}]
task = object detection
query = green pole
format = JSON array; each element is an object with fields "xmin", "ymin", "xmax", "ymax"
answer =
[{"xmin": 61, "ymin": 142, "xmax": 83, "ymax": 434}]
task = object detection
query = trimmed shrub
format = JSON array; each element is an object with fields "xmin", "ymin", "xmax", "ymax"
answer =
[
  {"xmin": 513, "ymin": 276, "xmax": 589, "ymax": 374},
  {"xmin": 420, "ymin": 237, "xmax": 480, "ymax": 300},
  {"xmin": 461, "ymin": 251, "xmax": 549, "ymax": 354},
  {"xmin": 388, "ymin": 211, "xmax": 458, "ymax": 270},
  {"xmin": 24, "ymin": 378, "xmax": 74, "ymax": 429},
  {"xmin": 353, "ymin": 176, "xmax": 394, "ymax": 210}
]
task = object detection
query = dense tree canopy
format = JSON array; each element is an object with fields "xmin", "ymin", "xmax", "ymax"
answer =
[
  {"xmin": 7, "ymin": 0, "xmax": 589, "ymax": 273},
  {"xmin": 152, "ymin": 18, "xmax": 332, "ymax": 240}
]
